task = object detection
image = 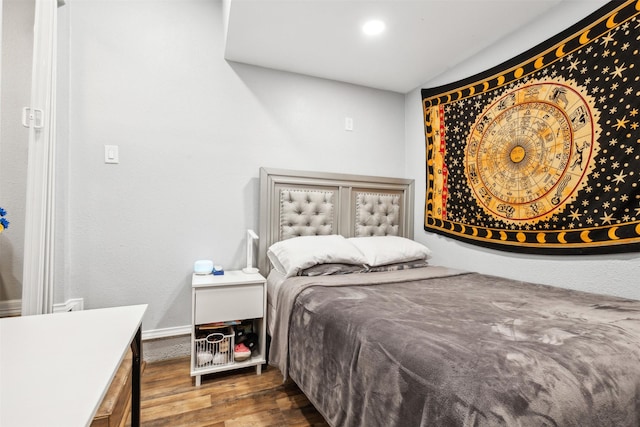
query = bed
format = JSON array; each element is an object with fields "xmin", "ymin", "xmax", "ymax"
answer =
[{"xmin": 258, "ymin": 167, "xmax": 640, "ymax": 427}]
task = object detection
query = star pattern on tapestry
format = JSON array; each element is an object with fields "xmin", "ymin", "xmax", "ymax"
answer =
[{"xmin": 422, "ymin": 1, "xmax": 640, "ymax": 254}]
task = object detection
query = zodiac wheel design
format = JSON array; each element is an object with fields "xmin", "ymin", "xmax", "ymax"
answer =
[{"xmin": 465, "ymin": 78, "xmax": 600, "ymax": 225}]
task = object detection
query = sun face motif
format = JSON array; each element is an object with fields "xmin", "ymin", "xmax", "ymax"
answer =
[{"xmin": 465, "ymin": 78, "xmax": 600, "ymax": 225}]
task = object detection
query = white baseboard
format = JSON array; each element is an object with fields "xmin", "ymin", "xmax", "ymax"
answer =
[
  {"xmin": 142, "ymin": 325, "xmax": 191, "ymax": 341},
  {"xmin": 1, "ymin": 297, "xmax": 85, "ymax": 316},
  {"xmin": 0, "ymin": 299, "xmax": 21, "ymax": 317},
  {"xmin": 53, "ymin": 298, "xmax": 84, "ymax": 313}
]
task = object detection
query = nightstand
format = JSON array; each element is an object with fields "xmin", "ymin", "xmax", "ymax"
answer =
[{"xmin": 190, "ymin": 270, "xmax": 267, "ymax": 387}]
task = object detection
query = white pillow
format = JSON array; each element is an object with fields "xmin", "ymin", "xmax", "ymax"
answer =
[
  {"xmin": 348, "ymin": 236, "xmax": 432, "ymax": 267},
  {"xmin": 267, "ymin": 235, "xmax": 367, "ymax": 277}
]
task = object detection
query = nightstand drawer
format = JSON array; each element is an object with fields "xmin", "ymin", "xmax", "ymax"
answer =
[{"xmin": 194, "ymin": 284, "xmax": 263, "ymax": 324}]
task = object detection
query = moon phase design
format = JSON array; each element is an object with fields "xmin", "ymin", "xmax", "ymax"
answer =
[
  {"xmin": 558, "ymin": 232, "xmax": 567, "ymax": 244},
  {"xmin": 579, "ymin": 30, "xmax": 591, "ymax": 44},
  {"xmin": 465, "ymin": 78, "xmax": 600, "ymax": 225}
]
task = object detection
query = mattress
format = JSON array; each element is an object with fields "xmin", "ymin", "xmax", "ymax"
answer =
[{"xmin": 266, "ymin": 269, "xmax": 286, "ymax": 337}]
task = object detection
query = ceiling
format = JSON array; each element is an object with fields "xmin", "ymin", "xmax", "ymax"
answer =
[{"xmin": 223, "ymin": 0, "xmax": 607, "ymax": 94}]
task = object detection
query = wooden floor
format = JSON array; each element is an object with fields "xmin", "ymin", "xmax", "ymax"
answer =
[{"xmin": 127, "ymin": 356, "xmax": 329, "ymax": 427}]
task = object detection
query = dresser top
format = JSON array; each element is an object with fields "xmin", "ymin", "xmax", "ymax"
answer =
[{"xmin": 0, "ymin": 304, "xmax": 147, "ymax": 427}]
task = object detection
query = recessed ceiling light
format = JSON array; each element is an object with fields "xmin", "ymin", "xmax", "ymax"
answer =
[{"xmin": 362, "ymin": 19, "xmax": 385, "ymax": 36}]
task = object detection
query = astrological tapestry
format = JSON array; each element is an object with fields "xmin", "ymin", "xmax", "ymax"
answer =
[{"xmin": 422, "ymin": 0, "xmax": 640, "ymax": 254}]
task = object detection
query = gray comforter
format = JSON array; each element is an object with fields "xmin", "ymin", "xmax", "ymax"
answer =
[{"xmin": 269, "ymin": 267, "xmax": 640, "ymax": 426}]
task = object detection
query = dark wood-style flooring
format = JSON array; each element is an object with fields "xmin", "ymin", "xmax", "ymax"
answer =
[{"xmin": 128, "ymin": 356, "xmax": 329, "ymax": 426}]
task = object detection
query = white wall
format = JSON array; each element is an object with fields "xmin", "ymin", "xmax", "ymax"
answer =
[
  {"xmin": 57, "ymin": 0, "xmax": 640, "ymax": 346},
  {"xmin": 406, "ymin": 0, "xmax": 640, "ymax": 301},
  {"xmin": 63, "ymin": 0, "xmax": 405, "ymax": 332}
]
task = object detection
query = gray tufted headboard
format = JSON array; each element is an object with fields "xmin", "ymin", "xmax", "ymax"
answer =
[{"xmin": 258, "ymin": 167, "xmax": 415, "ymax": 275}]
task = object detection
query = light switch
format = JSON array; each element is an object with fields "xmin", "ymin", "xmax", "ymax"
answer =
[{"xmin": 104, "ymin": 145, "xmax": 119, "ymax": 164}]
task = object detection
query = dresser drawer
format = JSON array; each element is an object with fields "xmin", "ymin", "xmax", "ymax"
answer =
[{"xmin": 194, "ymin": 284, "xmax": 263, "ymax": 325}]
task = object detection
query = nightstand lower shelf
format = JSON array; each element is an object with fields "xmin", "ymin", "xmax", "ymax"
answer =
[{"xmin": 191, "ymin": 355, "xmax": 266, "ymax": 387}]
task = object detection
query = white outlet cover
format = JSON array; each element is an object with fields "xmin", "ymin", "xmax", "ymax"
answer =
[{"xmin": 104, "ymin": 145, "xmax": 119, "ymax": 164}]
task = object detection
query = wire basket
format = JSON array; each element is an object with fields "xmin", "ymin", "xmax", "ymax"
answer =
[{"xmin": 195, "ymin": 331, "xmax": 235, "ymax": 367}]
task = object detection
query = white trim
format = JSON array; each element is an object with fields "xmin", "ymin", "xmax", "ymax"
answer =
[
  {"xmin": 2, "ymin": 298, "xmax": 84, "ymax": 316},
  {"xmin": 142, "ymin": 325, "xmax": 191, "ymax": 341},
  {"xmin": 52, "ymin": 298, "xmax": 84, "ymax": 313},
  {"xmin": 0, "ymin": 300, "xmax": 22, "ymax": 317},
  {"xmin": 22, "ymin": 0, "xmax": 58, "ymax": 316}
]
